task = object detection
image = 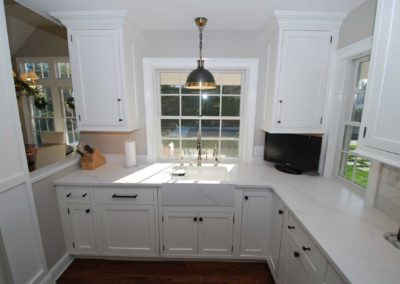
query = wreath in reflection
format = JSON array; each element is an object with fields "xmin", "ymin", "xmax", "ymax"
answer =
[{"xmin": 13, "ymin": 71, "xmax": 47, "ymax": 110}]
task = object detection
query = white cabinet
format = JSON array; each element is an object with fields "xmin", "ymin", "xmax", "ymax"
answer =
[
  {"xmin": 267, "ymin": 196, "xmax": 286, "ymax": 280},
  {"xmin": 51, "ymin": 11, "xmax": 141, "ymax": 132},
  {"xmin": 260, "ymin": 11, "xmax": 344, "ymax": 134},
  {"xmin": 57, "ymin": 186, "xmax": 98, "ymax": 255},
  {"xmin": 98, "ymin": 204, "xmax": 156, "ymax": 256},
  {"xmin": 67, "ymin": 203, "xmax": 97, "ymax": 253},
  {"xmin": 162, "ymin": 211, "xmax": 234, "ymax": 257},
  {"xmin": 278, "ymin": 213, "xmax": 327, "ymax": 284},
  {"xmin": 356, "ymin": 0, "xmax": 400, "ymax": 167},
  {"xmin": 240, "ymin": 191, "xmax": 272, "ymax": 257}
]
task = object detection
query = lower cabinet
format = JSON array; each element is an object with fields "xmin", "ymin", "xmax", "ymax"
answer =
[
  {"xmin": 162, "ymin": 211, "xmax": 234, "ymax": 257},
  {"xmin": 240, "ymin": 190, "xmax": 272, "ymax": 257},
  {"xmin": 67, "ymin": 203, "xmax": 97, "ymax": 253},
  {"xmin": 267, "ymin": 195, "xmax": 286, "ymax": 280},
  {"xmin": 98, "ymin": 204, "xmax": 156, "ymax": 256}
]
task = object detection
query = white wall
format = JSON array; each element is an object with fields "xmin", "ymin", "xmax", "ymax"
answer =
[
  {"xmin": 338, "ymin": 0, "xmax": 377, "ymax": 49},
  {"xmin": 80, "ymin": 30, "xmax": 268, "ymax": 156}
]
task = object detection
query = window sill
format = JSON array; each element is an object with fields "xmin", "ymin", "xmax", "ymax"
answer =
[
  {"xmin": 30, "ymin": 154, "xmax": 80, "ymax": 184},
  {"xmin": 334, "ymin": 174, "xmax": 367, "ymax": 196}
]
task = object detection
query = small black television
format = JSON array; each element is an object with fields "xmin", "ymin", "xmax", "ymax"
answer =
[{"xmin": 264, "ymin": 132, "xmax": 322, "ymax": 175}]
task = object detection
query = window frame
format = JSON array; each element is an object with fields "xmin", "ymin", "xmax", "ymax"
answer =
[
  {"xmin": 335, "ymin": 55, "xmax": 371, "ymax": 192},
  {"xmin": 157, "ymin": 70, "xmax": 243, "ymax": 161},
  {"xmin": 143, "ymin": 58, "xmax": 259, "ymax": 163}
]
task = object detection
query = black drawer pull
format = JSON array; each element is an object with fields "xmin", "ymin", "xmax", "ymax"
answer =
[
  {"xmin": 85, "ymin": 209, "xmax": 90, "ymax": 213},
  {"xmin": 66, "ymin": 193, "xmax": 71, "ymax": 197},
  {"xmin": 82, "ymin": 193, "xmax": 88, "ymax": 197},
  {"xmin": 288, "ymin": 226, "xmax": 295, "ymax": 230},
  {"xmin": 244, "ymin": 196, "xmax": 248, "ymax": 200},
  {"xmin": 278, "ymin": 209, "xmax": 284, "ymax": 215},
  {"xmin": 294, "ymin": 251, "xmax": 300, "ymax": 258},
  {"xmin": 112, "ymin": 194, "xmax": 138, "ymax": 199},
  {"xmin": 302, "ymin": 246, "xmax": 311, "ymax": 251},
  {"xmin": 193, "ymin": 217, "xmax": 197, "ymax": 222}
]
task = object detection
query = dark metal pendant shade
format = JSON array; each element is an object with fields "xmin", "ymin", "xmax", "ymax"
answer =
[
  {"xmin": 185, "ymin": 60, "xmax": 216, "ymax": 90},
  {"xmin": 185, "ymin": 17, "xmax": 216, "ymax": 90}
]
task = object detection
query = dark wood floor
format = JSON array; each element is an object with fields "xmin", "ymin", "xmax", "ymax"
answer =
[{"xmin": 57, "ymin": 259, "xmax": 275, "ymax": 284}]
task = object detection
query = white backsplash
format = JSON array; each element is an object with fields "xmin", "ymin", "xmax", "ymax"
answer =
[{"xmin": 376, "ymin": 164, "xmax": 400, "ymax": 223}]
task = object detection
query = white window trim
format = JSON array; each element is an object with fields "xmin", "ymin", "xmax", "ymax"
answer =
[
  {"xmin": 143, "ymin": 58, "xmax": 259, "ymax": 163},
  {"xmin": 324, "ymin": 36, "xmax": 382, "ymax": 203}
]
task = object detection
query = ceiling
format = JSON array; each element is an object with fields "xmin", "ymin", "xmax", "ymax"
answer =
[{"xmin": 14, "ymin": 0, "xmax": 366, "ymax": 31}]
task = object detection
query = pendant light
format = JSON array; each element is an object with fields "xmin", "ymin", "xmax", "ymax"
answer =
[{"xmin": 185, "ymin": 17, "xmax": 216, "ymax": 90}]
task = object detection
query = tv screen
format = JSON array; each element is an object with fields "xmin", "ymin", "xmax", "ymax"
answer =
[{"xmin": 264, "ymin": 132, "xmax": 322, "ymax": 174}]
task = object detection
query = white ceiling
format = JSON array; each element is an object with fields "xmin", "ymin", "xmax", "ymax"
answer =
[{"xmin": 14, "ymin": 0, "xmax": 366, "ymax": 30}]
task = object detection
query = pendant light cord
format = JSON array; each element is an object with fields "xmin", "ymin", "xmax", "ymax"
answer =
[{"xmin": 198, "ymin": 25, "xmax": 203, "ymax": 66}]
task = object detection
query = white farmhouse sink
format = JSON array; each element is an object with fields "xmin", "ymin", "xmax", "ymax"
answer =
[{"xmin": 162, "ymin": 164, "xmax": 235, "ymax": 206}]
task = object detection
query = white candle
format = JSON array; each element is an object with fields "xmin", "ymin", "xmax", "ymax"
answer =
[{"xmin": 124, "ymin": 140, "xmax": 136, "ymax": 168}]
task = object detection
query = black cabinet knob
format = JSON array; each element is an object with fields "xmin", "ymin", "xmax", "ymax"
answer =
[
  {"xmin": 278, "ymin": 209, "xmax": 284, "ymax": 215},
  {"xmin": 85, "ymin": 209, "xmax": 90, "ymax": 213},
  {"xmin": 277, "ymin": 120, "xmax": 281, "ymax": 124},
  {"xmin": 199, "ymin": 217, "xmax": 203, "ymax": 222},
  {"xmin": 193, "ymin": 217, "xmax": 197, "ymax": 222},
  {"xmin": 66, "ymin": 193, "xmax": 71, "ymax": 197},
  {"xmin": 302, "ymin": 246, "xmax": 311, "ymax": 251},
  {"xmin": 288, "ymin": 226, "xmax": 295, "ymax": 230},
  {"xmin": 294, "ymin": 252, "xmax": 300, "ymax": 258},
  {"xmin": 244, "ymin": 196, "xmax": 249, "ymax": 200},
  {"xmin": 82, "ymin": 193, "xmax": 88, "ymax": 197}
]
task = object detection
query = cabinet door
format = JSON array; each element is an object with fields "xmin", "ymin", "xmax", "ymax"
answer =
[
  {"xmin": 98, "ymin": 204, "xmax": 156, "ymax": 256},
  {"xmin": 325, "ymin": 265, "xmax": 347, "ymax": 284},
  {"xmin": 267, "ymin": 197, "xmax": 285, "ymax": 280},
  {"xmin": 281, "ymin": 234, "xmax": 317, "ymax": 284},
  {"xmin": 276, "ymin": 30, "xmax": 332, "ymax": 132},
  {"xmin": 359, "ymin": 0, "xmax": 400, "ymax": 158},
  {"xmin": 67, "ymin": 203, "xmax": 97, "ymax": 253},
  {"xmin": 162, "ymin": 211, "xmax": 198, "ymax": 255},
  {"xmin": 198, "ymin": 212, "xmax": 234, "ymax": 256},
  {"xmin": 240, "ymin": 191, "xmax": 272, "ymax": 256},
  {"xmin": 70, "ymin": 29, "xmax": 124, "ymax": 127}
]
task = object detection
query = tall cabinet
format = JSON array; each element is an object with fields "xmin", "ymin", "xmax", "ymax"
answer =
[
  {"xmin": 356, "ymin": 0, "xmax": 400, "ymax": 168},
  {"xmin": 260, "ymin": 11, "xmax": 344, "ymax": 134},
  {"xmin": 50, "ymin": 11, "xmax": 141, "ymax": 132}
]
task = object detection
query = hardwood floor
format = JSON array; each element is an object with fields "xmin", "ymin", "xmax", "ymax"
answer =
[{"xmin": 57, "ymin": 259, "xmax": 275, "ymax": 284}]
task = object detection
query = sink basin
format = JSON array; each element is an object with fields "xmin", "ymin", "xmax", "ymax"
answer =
[{"xmin": 171, "ymin": 165, "xmax": 231, "ymax": 182}]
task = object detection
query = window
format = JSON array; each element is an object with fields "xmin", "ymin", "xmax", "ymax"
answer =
[
  {"xmin": 159, "ymin": 71, "xmax": 242, "ymax": 160},
  {"xmin": 18, "ymin": 57, "xmax": 76, "ymax": 146},
  {"xmin": 338, "ymin": 56, "xmax": 371, "ymax": 189}
]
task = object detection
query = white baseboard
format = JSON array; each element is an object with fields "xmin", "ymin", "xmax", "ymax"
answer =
[{"xmin": 40, "ymin": 254, "xmax": 74, "ymax": 284}]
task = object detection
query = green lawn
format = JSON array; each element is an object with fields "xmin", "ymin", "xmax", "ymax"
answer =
[{"xmin": 344, "ymin": 156, "xmax": 370, "ymax": 188}]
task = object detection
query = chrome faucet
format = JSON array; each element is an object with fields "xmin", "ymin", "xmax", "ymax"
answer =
[{"xmin": 196, "ymin": 130, "xmax": 202, "ymax": 166}]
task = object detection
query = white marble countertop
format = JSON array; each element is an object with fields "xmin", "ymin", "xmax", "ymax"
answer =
[{"xmin": 55, "ymin": 162, "xmax": 400, "ymax": 284}]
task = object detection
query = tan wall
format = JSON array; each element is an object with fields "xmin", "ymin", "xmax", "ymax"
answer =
[
  {"xmin": 31, "ymin": 163, "xmax": 79, "ymax": 269},
  {"xmin": 338, "ymin": 0, "xmax": 377, "ymax": 49},
  {"xmin": 14, "ymin": 25, "xmax": 68, "ymax": 57}
]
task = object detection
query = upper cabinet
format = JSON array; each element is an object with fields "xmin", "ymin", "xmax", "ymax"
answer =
[
  {"xmin": 356, "ymin": 0, "xmax": 400, "ymax": 168},
  {"xmin": 260, "ymin": 11, "xmax": 345, "ymax": 134},
  {"xmin": 50, "ymin": 11, "xmax": 141, "ymax": 132}
]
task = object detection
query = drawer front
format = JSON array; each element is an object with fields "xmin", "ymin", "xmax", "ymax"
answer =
[
  {"xmin": 286, "ymin": 214, "xmax": 327, "ymax": 277},
  {"xmin": 95, "ymin": 187, "xmax": 155, "ymax": 203},
  {"xmin": 61, "ymin": 186, "xmax": 91, "ymax": 202}
]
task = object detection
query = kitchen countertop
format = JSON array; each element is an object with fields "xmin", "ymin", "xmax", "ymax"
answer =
[{"xmin": 55, "ymin": 162, "xmax": 400, "ymax": 284}]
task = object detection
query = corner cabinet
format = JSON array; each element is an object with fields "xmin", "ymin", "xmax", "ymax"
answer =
[
  {"xmin": 260, "ymin": 11, "xmax": 344, "ymax": 134},
  {"xmin": 356, "ymin": 0, "xmax": 400, "ymax": 167},
  {"xmin": 50, "ymin": 11, "xmax": 141, "ymax": 132}
]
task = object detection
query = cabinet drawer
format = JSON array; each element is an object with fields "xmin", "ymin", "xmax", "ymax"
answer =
[
  {"xmin": 286, "ymin": 214, "xmax": 327, "ymax": 277},
  {"xmin": 61, "ymin": 186, "xmax": 91, "ymax": 202},
  {"xmin": 95, "ymin": 187, "xmax": 154, "ymax": 203}
]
